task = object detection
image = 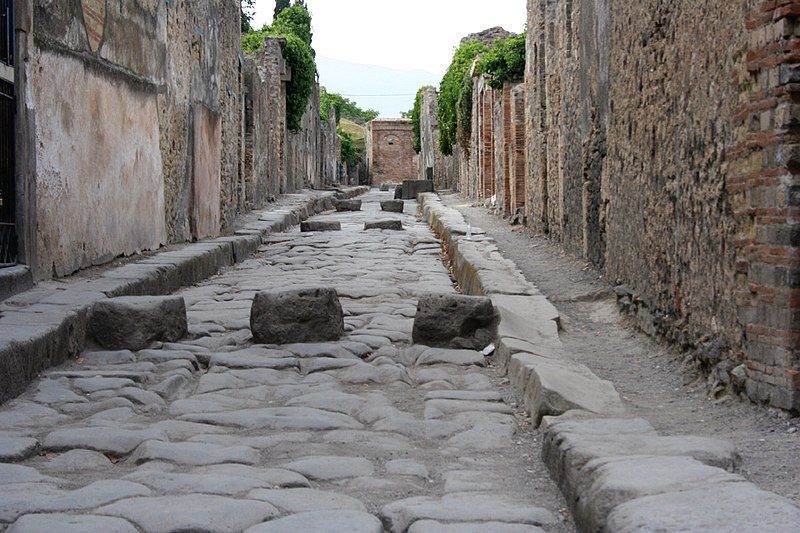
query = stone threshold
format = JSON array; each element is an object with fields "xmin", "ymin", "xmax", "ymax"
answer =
[
  {"xmin": 417, "ymin": 192, "xmax": 800, "ymax": 531},
  {"xmin": 0, "ymin": 187, "xmax": 369, "ymax": 404},
  {"xmin": 0, "ymin": 265, "xmax": 34, "ymax": 302}
]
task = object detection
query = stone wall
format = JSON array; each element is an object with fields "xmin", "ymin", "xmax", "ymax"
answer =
[
  {"xmin": 16, "ymin": 3, "xmax": 339, "ymax": 281},
  {"xmin": 366, "ymin": 119, "xmax": 418, "ymax": 186},
  {"xmin": 444, "ymin": 3, "xmax": 799, "ymax": 411},
  {"xmin": 417, "ymin": 88, "xmax": 459, "ymax": 189}
]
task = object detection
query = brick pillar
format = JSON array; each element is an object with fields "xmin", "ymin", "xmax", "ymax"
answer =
[
  {"xmin": 481, "ymin": 85, "xmax": 495, "ymax": 200},
  {"xmin": 732, "ymin": 0, "xmax": 800, "ymax": 411},
  {"xmin": 502, "ymin": 84, "xmax": 513, "ymax": 214},
  {"xmin": 510, "ymin": 84, "xmax": 526, "ymax": 214}
]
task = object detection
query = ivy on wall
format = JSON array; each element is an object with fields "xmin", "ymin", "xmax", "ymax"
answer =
[
  {"xmin": 411, "ymin": 86, "xmax": 435, "ymax": 153},
  {"xmin": 475, "ymin": 34, "xmax": 526, "ymax": 89},
  {"xmin": 437, "ymin": 40, "xmax": 487, "ymax": 156},
  {"xmin": 242, "ymin": 2, "xmax": 316, "ymax": 132}
]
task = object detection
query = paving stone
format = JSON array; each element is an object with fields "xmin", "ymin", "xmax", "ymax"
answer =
[
  {"xmin": 89, "ymin": 296, "xmax": 188, "ymax": 351},
  {"xmin": 443, "ymin": 470, "xmax": 496, "ymax": 493},
  {"xmin": 408, "ymin": 521, "xmax": 546, "ymax": 533},
  {"xmin": 149, "ymin": 420, "xmax": 227, "ymax": 441},
  {"xmin": 129, "ymin": 440, "xmax": 260, "ymax": 466},
  {"xmin": 248, "ymin": 488, "xmax": 368, "ymax": 513},
  {"xmin": 0, "ymin": 480, "xmax": 151, "ymax": 523},
  {"xmin": 280, "ymin": 455, "xmax": 374, "ymax": 480},
  {"xmin": 386, "ymin": 459, "xmax": 430, "ymax": 479},
  {"xmin": 416, "ymin": 348, "xmax": 486, "ymax": 367},
  {"xmin": 251, "ymin": 288, "xmax": 345, "ymax": 344},
  {"xmin": 285, "ymin": 390, "xmax": 365, "ymax": 415},
  {"xmin": 605, "ymin": 482, "xmax": 800, "ymax": 532},
  {"xmin": 0, "ymin": 436, "xmax": 39, "ymax": 462},
  {"xmin": 41, "ymin": 449, "xmax": 112, "ymax": 472},
  {"xmin": 209, "ymin": 352, "xmax": 299, "ymax": 370},
  {"xmin": 0, "ymin": 402, "xmax": 69, "ymax": 429},
  {"xmin": 300, "ymin": 357, "xmax": 359, "ymax": 374},
  {"xmin": 33, "ymin": 379, "xmax": 87, "ymax": 405},
  {"xmin": 97, "ymin": 494, "xmax": 279, "ymax": 533},
  {"xmin": 0, "ymin": 463, "xmax": 57, "ymax": 484},
  {"xmin": 509, "ymin": 353, "xmax": 624, "ymax": 422},
  {"xmin": 138, "ymin": 349, "xmax": 199, "ymax": 368},
  {"xmin": 425, "ymin": 390, "xmax": 503, "ymax": 401},
  {"xmin": 381, "ymin": 493, "xmax": 556, "ymax": 533},
  {"xmin": 446, "ymin": 422, "xmax": 516, "ymax": 451},
  {"xmin": 424, "ymin": 399, "xmax": 513, "ymax": 418},
  {"xmin": 81, "ymin": 350, "xmax": 136, "ymax": 365},
  {"xmin": 43, "ymin": 427, "xmax": 168, "ymax": 455},
  {"xmin": 180, "ymin": 407, "xmax": 363, "ymax": 431},
  {"xmin": 124, "ymin": 468, "xmax": 307, "ymax": 496},
  {"xmin": 60, "ymin": 398, "xmax": 136, "ymax": 417},
  {"xmin": 244, "ymin": 510, "xmax": 382, "ymax": 533},
  {"xmin": 151, "ymin": 373, "xmax": 192, "ymax": 399},
  {"xmin": 72, "ymin": 377, "xmax": 136, "ymax": 393},
  {"xmin": 283, "ymin": 343, "xmax": 358, "ymax": 359},
  {"xmin": 6, "ymin": 514, "xmax": 138, "ymax": 533}
]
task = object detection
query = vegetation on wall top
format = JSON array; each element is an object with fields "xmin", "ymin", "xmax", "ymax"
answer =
[
  {"xmin": 242, "ymin": 1, "xmax": 316, "ymax": 132},
  {"xmin": 437, "ymin": 40, "xmax": 487, "ymax": 156},
  {"xmin": 475, "ymin": 34, "xmax": 526, "ymax": 89},
  {"xmin": 320, "ymin": 87, "xmax": 379, "ymax": 124}
]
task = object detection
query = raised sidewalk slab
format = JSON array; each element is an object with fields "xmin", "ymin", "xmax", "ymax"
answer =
[
  {"xmin": 418, "ymin": 192, "xmax": 800, "ymax": 530},
  {"xmin": 0, "ymin": 187, "xmax": 368, "ymax": 404}
]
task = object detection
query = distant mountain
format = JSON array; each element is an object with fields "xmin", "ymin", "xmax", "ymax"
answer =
[{"xmin": 317, "ymin": 57, "xmax": 440, "ymax": 119}]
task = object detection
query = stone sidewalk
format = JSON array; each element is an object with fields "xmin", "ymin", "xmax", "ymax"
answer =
[{"xmin": 0, "ymin": 190, "xmax": 570, "ymax": 532}]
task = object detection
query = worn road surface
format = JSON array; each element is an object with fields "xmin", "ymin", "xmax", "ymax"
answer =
[{"xmin": 0, "ymin": 191, "xmax": 572, "ymax": 532}]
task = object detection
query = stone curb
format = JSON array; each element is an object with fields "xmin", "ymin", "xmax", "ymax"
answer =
[
  {"xmin": 0, "ymin": 187, "xmax": 369, "ymax": 404},
  {"xmin": 418, "ymin": 193, "xmax": 800, "ymax": 531}
]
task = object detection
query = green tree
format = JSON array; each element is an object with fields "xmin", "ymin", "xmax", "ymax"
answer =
[
  {"xmin": 320, "ymin": 87, "xmax": 379, "ymax": 124},
  {"xmin": 338, "ymin": 128, "xmax": 359, "ymax": 169},
  {"xmin": 475, "ymin": 34, "xmax": 526, "ymax": 89},
  {"xmin": 241, "ymin": 0, "xmax": 256, "ymax": 32},
  {"xmin": 437, "ymin": 40, "xmax": 487, "ymax": 155},
  {"xmin": 274, "ymin": 0, "xmax": 291, "ymax": 20}
]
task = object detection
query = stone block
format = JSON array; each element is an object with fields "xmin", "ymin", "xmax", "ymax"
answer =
[
  {"xmin": 334, "ymin": 199, "xmax": 362, "ymax": 212},
  {"xmin": 250, "ymin": 288, "xmax": 345, "ymax": 344},
  {"xmin": 381, "ymin": 200, "xmax": 405, "ymax": 213},
  {"xmin": 412, "ymin": 294, "xmax": 498, "ymax": 350},
  {"xmin": 300, "ymin": 221, "xmax": 341, "ymax": 232},
  {"xmin": 88, "ymin": 296, "xmax": 188, "ymax": 351},
  {"xmin": 394, "ymin": 186, "xmax": 403, "ymax": 199},
  {"xmin": 365, "ymin": 220, "xmax": 404, "ymax": 231},
  {"xmin": 401, "ymin": 180, "xmax": 435, "ymax": 200}
]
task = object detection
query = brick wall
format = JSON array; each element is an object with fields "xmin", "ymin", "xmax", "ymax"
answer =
[
  {"xmin": 366, "ymin": 119, "xmax": 418, "ymax": 186},
  {"xmin": 734, "ymin": 0, "xmax": 800, "ymax": 410}
]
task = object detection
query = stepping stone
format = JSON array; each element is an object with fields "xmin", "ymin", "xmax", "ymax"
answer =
[
  {"xmin": 88, "ymin": 296, "xmax": 188, "ymax": 351},
  {"xmin": 245, "ymin": 510, "xmax": 382, "ymax": 533},
  {"xmin": 301, "ymin": 221, "xmax": 341, "ymax": 232},
  {"xmin": 129, "ymin": 440, "xmax": 259, "ymax": 466},
  {"xmin": 381, "ymin": 494, "xmax": 555, "ymax": 533},
  {"xmin": 43, "ymin": 427, "xmax": 168, "ymax": 455},
  {"xmin": 401, "ymin": 179, "xmax": 434, "ymax": 199},
  {"xmin": 335, "ymin": 199, "xmax": 362, "ymax": 212},
  {"xmin": 412, "ymin": 294, "xmax": 497, "ymax": 350},
  {"xmin": 365, "ymin": 220, "xmax": 404, "ymax": 231},
  {"xmin": 0, "ymin": 436, "xmax": 39, "ymax": 462},
  {"xmin": 247, "ymin": 488, "xmax": 367, "ymax": 513},
  {"xmin": 250, "ymin": 288, "xmax": 345, "ymax": 345},
  {"xmin": 97, "ymin": 494, "xmax": 279, "ymax": 533},
  {"xmin": 6, "ymin": 514, "xmax": 138, "ymax": 533},
  {"xmin": 280, "ymin": 456, "xmax": 374, "ymax": 480},
  {"xmin": 381, "ymin": 200, "xmax": 405, "ymax": 213}
]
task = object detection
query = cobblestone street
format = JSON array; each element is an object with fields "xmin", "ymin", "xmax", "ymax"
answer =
[{"xmin": 0, "ymin": 191, "xmax": 570, "ymax": 532}]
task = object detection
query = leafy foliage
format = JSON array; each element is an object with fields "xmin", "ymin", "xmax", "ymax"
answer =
[
  {"xmin": 338, "ymin": 128, "xmax": 359, "ymax": 169},
  {"xmin": 241, "ymin": 0, "xmax": 256, "ymax": 32},
  {"xmin": 320, "ymin": 87, "xmax": 379, "ymax": 124},
  {"xmin": 242, "ymin": 1, "xmax": 316, "ymax": 132},
  {"xmin": 437, "ymin": 40, "xmax": 487, "ymax": 155},
  {"xmin": 475, "ymin": 34, "xmax": 526, "ymax": 89},
  {"xmin": 274, "ymin": 0, "xmax": 291, "ymax": 20},
  {"xmin": 411, "ymin": 86, "xmax": 435, "ymax": 153}
]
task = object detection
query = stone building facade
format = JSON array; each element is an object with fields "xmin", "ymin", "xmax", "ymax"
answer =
[
  {"xmin": 13, "ymin": 1, "xmax": 339, "ymax": 281},
  {"xmin": 417, "ymin": 88, "xmax": 459, "ymax": 189},
  {"xmin": 431, "ymin": 3, "xmax": 800, "ymax": 412},
  {"xmin": 366, "ymin": 119, "xmax": 418, "ymax": 186}
]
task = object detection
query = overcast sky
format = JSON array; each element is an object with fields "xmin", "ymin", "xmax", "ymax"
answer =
[{"xmin": 251, "ymin": 1, "xmax": 527, "ymax": 113}]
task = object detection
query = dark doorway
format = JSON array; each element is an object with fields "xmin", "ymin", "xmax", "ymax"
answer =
[{"xmin": 0, "ymin": 0, "xmax": 15, "ymax": 266}]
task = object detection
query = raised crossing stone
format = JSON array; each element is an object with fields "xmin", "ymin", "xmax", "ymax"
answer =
[
  {"xmin": 250, "ymin": 288, "xmax": 345, "ymax": 344},
  {"xmin": 381, "ymin": 200, "xmax": 405, "ymax": 213},
  {"xmin": 401, "ymin": 179, "xmax": 435, "ymax": 199},
  {"xmin": 412, "ymin": 294, "xmax": 497, "ymax": 350},
  {"xmin": 365, "ymin": 220, "xmax": 404, "ymax": 230},
  {"xmin": 301, "ymin": 221, "xmax": 341, "ymax": 232},
  {"xmin": 335, "ymin": 199, "xmax": 362, "ymax": 211},
  {"xmin": 88, "ymin": 296, "xmax": 188, "ymax": 351}
]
